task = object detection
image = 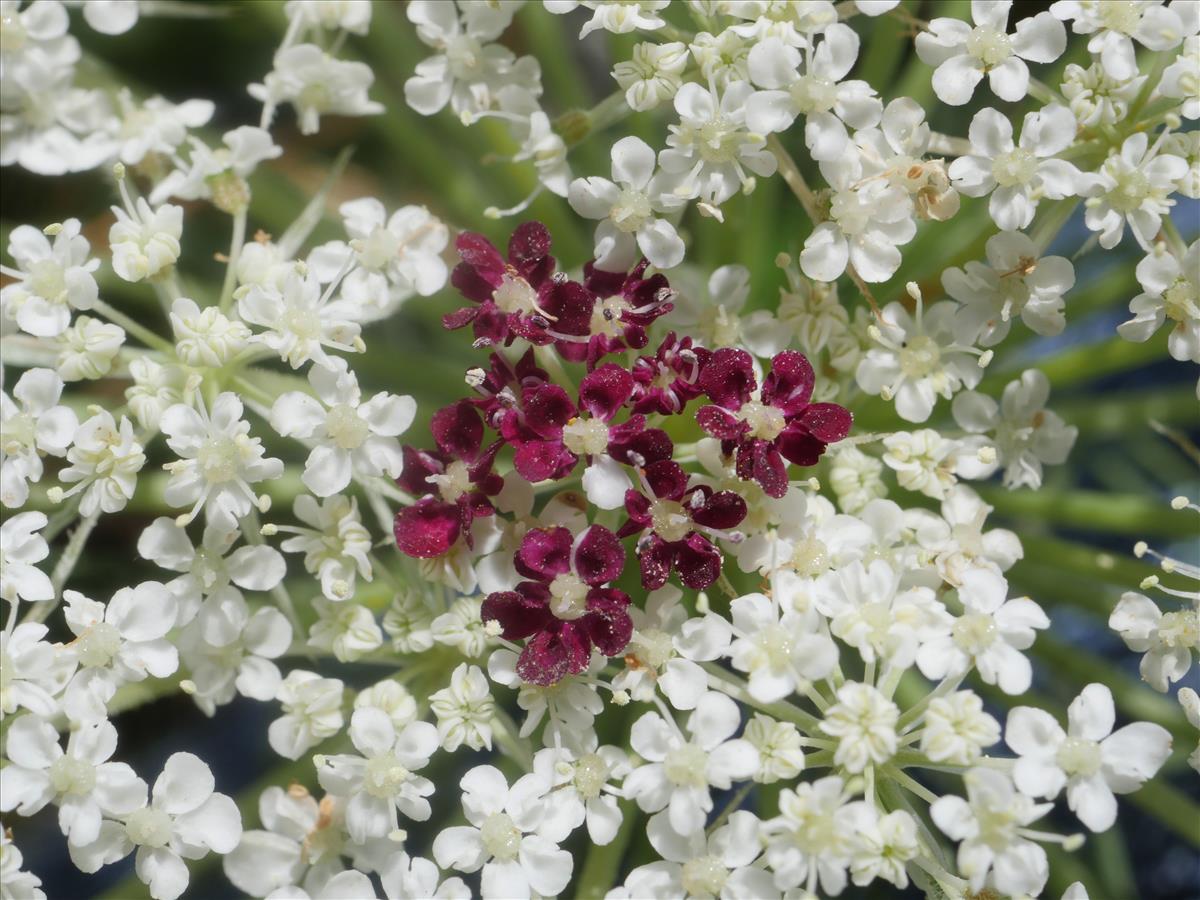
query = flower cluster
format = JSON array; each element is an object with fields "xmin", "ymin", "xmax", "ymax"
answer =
[{"xmin": 1, "ymin": 1, "xmax": 1195, "ymax": 899}]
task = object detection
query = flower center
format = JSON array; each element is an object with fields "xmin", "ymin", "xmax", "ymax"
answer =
[
  {"xmin": 431, "ymin": 459, "xmax": 471, "ymax": 503},
  {"xmin": 1157, "ymin": 610, "xmax": 1199, "ymax": 649},
  {"xmin": 991, "ymin": 147, "xmax": 1038, "ymax": 187},
  {"xmin": 198, "ymin": 436, "xmax": 243, "ymax": 484},
  {"xmin": 1056, "ymin": 737, "xmax": 1102, "ymax": 778},
  {"xmin": 649, "ymin": 499, "xmax": 693, "ymax": 542},
  {"xmin": 125, "ymin": 807, "xmax": 174, "ymax": 849},
  {"xmin": 1096, "ymin": 0, "xmax": 1142, "ymax": 34},
  {"xmin": 572, "ymin": 753, "xmax": 610, "ymax": 800},
  {"xmin": 610, "ymin": 187, "xmax": 653, "ymax": 233},
  {"xmin": 695, "ymin": 116, "xmax": 741, "ymax": 164},
  {"xmin": 1, "ymin": 412, "xmax": 36, "ymax": 455},
  {"xmin": 974, "ymin": 802, "xmax": 1018, "ymax": 850},
  {"xmin": 0, "ymin": 11, "xmax": 29, "ymax": 53},
  {"xmin": 29, "ymin": 259, "xmax": 67, "ymax": 304},
  {"xmin": 738, "ymin": 400, "xmax": 787, "ymax": 441},
  {"xmin": 952, "ymin": 612, "xmax": 997, "ymax": 656},
  {"xmin": 363, "ymin": 753, "xmax": 410, "ymax": 798},
  {"xmin": 493, "ymin": 273, "xmax": 541, "ymax": 315},
  {"xmin": 681, "ymin": 855, "xmax": 731, "ymax": 898},
  {"xmin": 479, "ymin": 813, "xmax": 522, "ymax": 862},
  {"xmin": 284, "ymin": 306, "xmax": 323, "ymax": 340},
  {"xmin": 758, "ymin": 624, "xmax": 794, "ymax": 668},
  {"xmin": 789, "ymin": 536, "xmax": 830, "ymax": 577},
  {"xmin": 1106, "ymin": 165, "xmax": 1151, "ymax": 212},
  {"xmin": 356, "ymin": 226, "xmax": 401, "ymax": 270},
  {"xmin": 76, "ymin": 622, "xmax": 123, "ymax": 668},
  {"xmin": 1161, "ymin": 278, "xmax": 1197, "ymax": 324},
  {"xmin": 664, "ymin": 742, "xmax": 709, "ymax": 788},
  {"xmin": 49, "ymin": 755, "xmax": 97, "ymax": 796},
  {"xmin": 633, "ymin": 627, "xmax": 675, "ymax": 669},
  {"xmin": 445, "ymin": 35, "xmax": 484, "ymax": 79},
  {"xmin": 966, "ymin": 26, "xmax": 1012, "ymax": 67},
  {"xmin": 898, "ymin": 334, "xmax": 942, "ymax": 379},
  {"xmin": 548, "ymin": 572, "xmax": 590, "ymax": 621},
  {"xmin": 790, "ymin": 74, "xmax": 838, "ymax": 114},
  {"xmin": 830, "ymin": 189, "xmax": 872, "ymax": 236},
  {"xmin": 562, "ymin": 418, "xmax": 610, "ymax": 456},
  {"xmin": 590, "ymin": 294, "xmax": 632, "ymax": 338},
  {"xmin": 326, "ymin": 403, "xmax": 370, "ymax": 450}
]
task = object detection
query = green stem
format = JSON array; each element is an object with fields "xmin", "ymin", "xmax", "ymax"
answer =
[{"xmin": 92, "ymin": 298, "xmax": 174, "ymax": 353}]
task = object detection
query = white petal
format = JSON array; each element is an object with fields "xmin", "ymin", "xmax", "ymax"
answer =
[{"xmin": 152, "ymin": 752, "xmax": 214, "ymax": 816}]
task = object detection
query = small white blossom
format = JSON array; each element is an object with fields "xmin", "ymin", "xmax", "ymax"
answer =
[
  {"xmin": 125, "ymin": 358, "xmax": 185, "ymax": 430},
  {"xmin": 820, "ymin": 682, "xmax": 900, "ymax": 773},
  {"xmin": 1051, "ymin": 0, "xmax": 1187, "ymax": 80},
  {"xmin": 55, "ymin": 315, "xmax": 125, "ymax": 382},
  {"xmin": 921, "ymin": 689, "xmax": 1002, "ymax": 765},
  {"xmin": 1006, "ymin": 683, "xmax": 1172, "ymax": 831},
  {"xmin": 251, "ymin": 45, "xmax": 382, "ymax": 135},
  {"xmin": 268, "ymin": 671, "xmax": 345, "ymax": 761},
  {"xmin": 283, "ymin": 0, "xmax": 373, "ymax": 34},
  {"xmin": 761, "ymin": 775, "xmax": 857, "ymax": 895},
  {"xmin": 612, "ymin": 40, "xmax": 688, "ymax": 111},
  {"xmin": 1159, "ymin": 34, "xmax": 1200, "ymax": 117},
  {"xmin": 744, "ymin": 713, "xmax": 806, "ymax": 783},
  {"xmin": 1, "ymin": 219, "xmax": 98, "ymax": 337},
  {"xmin": 0, "ymin": 623, "xmax": 76, "ymax": 720},
  {"xmin": 1, "ymin": 368, "xmax": 76, "ymax": 508},
  {"xmin": 429, "ymin": 663, "xmax": 495, "ymax": 752},
  {"xmin": 109, "ymin": 89, "xmax": 214, "ymax": 166},
  {"xmin": 689, "ymin": 28, "xmax": 751, "ymax": 89},
  {"xmin": 383, "ymin": 588, "xmax": 437, "ymax": 654},
  {"xmin": 169, "ymin": 297, "xmax": 251, "ymax": 368},
  {"xmin": 843, "ymin": 803, "xmax": 919, "ymax": 889},
  {"xmin": 1117, "ymin": 240, "xmax": 1199, "ymax": 363},
  {"xmin": 1060, "ymin": 61, "xmax": 1146, "ymax": 128},
  {"xmin": 240, "ymin": 268, "xmax": 362, "ymax": 370},
  {"xmin": 58, "ymin": 410, "xmax": 145, "ymax": 515},
  {"xmin": 1108, "ymin": 591, "xmax": 1196, "ymax": 691},
  {"xmin": 531, "ymin": 745, "xmax": 631, "ymax": 845},
  {"xmin": 109, "ymin": 198, "xmax": 182, "ymax": 283},
  {"xmin": 0, "ymin": 828, "xmax": 45, "ymax": 900},
  {"xmin": 882, "ymin": 429, "xmax": 963, "ymax": 499},
  {"xmin": 276, "ymin": 494, "xmax": 372, "ymax": 603},
  {"xmin": 727, "ymin": 592, "xmax": 838, "ymax": 702},
  {"xmin": 1081, "ymin": 132, "xmax": 1187, "ymax": 249},
  {"xmin": 0, "ymin": 511, "xmax": 53, "ymax": 605},
  {"xmin": 308, "ymin": 598, "xmax": 383, "ymax": 663}
]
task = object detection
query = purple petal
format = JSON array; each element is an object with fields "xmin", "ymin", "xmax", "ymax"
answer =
[
  {"xmin": 516, "ymin": 527, "xmax": 574, "ymax": 581},
  {"xmin": 675, "ymin": 533, "xmax": 722, "ymax": 589},
  {"xmin": 762, "ymin": 351, "xmax": 815, "ymax": 412},
  {"xmin": 697, "ymin": 405, "xmax": 748, "ymax": 441},
  {"xmin": 800, "ymin": 402, "xmax": 853, "ymax": 443},
  {"xmin": 481, "ymin": 589, "xmax": 552, "ymax": 640},
  {"xmin": 638, "ymin": 536, "xmax": 675, "ymax": 590},
  {"xmin": 394, "ymin": 499, "xmax": 460, "ymax": 558},
  {"xmin": 579, "ymin": 364, "xmax": 634, "ymax": 422},
  {"xmin": 699, "ymin": 348, "xmax": 755, "ymax": 409},
  {"xmin": 516, "ymin": 627, "xmax": 589, "ymax": 686},
  {"xmin": 573, "ymin": 525, "xmax": 625, "ymax": 586},
  {"xmin": 583, "ymin": 588, "xmax": 634, "ymax": 656},
  {"xmin": 431, "ymin": 400, "xmax": 484, "ymax": 461}
]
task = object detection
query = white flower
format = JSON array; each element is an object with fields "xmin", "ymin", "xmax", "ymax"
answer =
[
  {"xmin": 355, "ymin": 679, "xmax": 418, "ymax": 733},
  {"xmin": 170, "ymin": 297, "xmax": 251, "ymax": 368},
  {"xmin": 611, "ymin": 585, "xmax": 714, "ymax": 710},
  {"xmin": 801, "ymin": 146, "xmax": 915, "ymax": 283},
  {"xmin": 125, "ymin": 358, "xmax": 185, "ymax": 430},
  {"xmin": 1117, "ymin": 240, "xmax": 1199, "ymax": 363},
  {"xmin": 0, "ymin": 828, "xmax": 45, "ymax": 900},
  {"xmin": 814, "ymin": 559, "xmax": 949, "ymax": 668},
  {"xmin": 1, "ymin": 367, "xmax": 76, "ymax": 508},
  {"xmin": 488, "ymin": 650, "xmax": 604, "ymax": 751},
  {"xmin": 1160, "ymin": 34, "xmax": 1200, "ymax": 118},
  {"xmin": 820, "ymin": 682, "xmax": 900, "ymax": 773},
  {"xmin": 726, "ymin": 592, "xmax": 838, "ymax": 702},
  {"xmin": 1051, "ymin": 0, "xmax": 1187, "ymax": 80},
  {"xmin": 930, "ymin": 767, "xmax": 1051, "ymax": 897},
  {"xmin": 62, "ymin": 582, "xmax": 179, "ymax": 690},
  {"xmin": 945, "ymin": 231, "xmax": 1074, "ymax": 346},
  {"xmin": 432, "ymin": 764, "xmax": 573, "ymax": 899},
  {"xmin": 917, "ymin": 568, "xmax": 1049, "ymax": 694},
  {"xmin": 882, "ymin": 429, "xmax": 963, "ymax": 499},
  {"xmin": 761, "ymin": 775, "xmax": 857, "ymax": 894},
  {"xmin": 916, "ymin": 1, "xmax": 1066, "ymax": 105},
  {"xmin": 1081, "ymin": 132, "xmax": 1187, "ymax": 249},
  {"xmin": 843, "ymin": 803, "xmax": 919, "ymax": 889},
  {"xmin": 266, "ymin": 870, "xmax": 377, "ymax": 900},
  {"xmin": 857, "ymin": 295, "xmax": 986, "ymax": 423},
  {"xmin": 431, "ymin": 595, "xmax": 490, "ymax": 659},
  {"xmin": 109, "ymin": 198, "xmax": 182, "ymax": 283},
  {"xmin": 1006, "ymin": 683, "xmax": 1172, "ymax": 832},
  {"xmin": 744, "ymin": 713, "xmax": 806, "ymax": 783},
  {"xmin": 670, "ymin": 263, "xmax": 786, "ymax": 356},
  {"xmin": 55, "ymin": 316, "xmax": 125, "ymax": 382},
  {"xmin": 381, "ymin": 852, "xmax": 470, "ymax": 900},
  {"xmin": 612, "ymin": 40, "xmax": 688, "ymax": 111},
  {"xmin": 284, "ymin": 0, "xmax": 373, "ymax": 34},
  {"xmin": 623, "ymin": 810, "xmax": 776, "ymax": 899},
  {"xmin": 1060, "ymin": 61, "xmax": 1146, "ymax": 128},
  {"xmin": 160, "ymin": 393, "xmax": 283, "ymax": 528},
  {"xmin": 0, "ymin": 715, "xmax": 145, "ymax": 846},
  {"xmin": 58, "ymin": 411, "xmax": 145, "ymax": 516},
  {"xmin": 658, "ymin": 80, "xmax": 778, "ymax": 218},
  {"xmin": 569, "ymin": 136, "xmax": 685, "ymax": 272},
  {"xmin": 240, "ymin": 268, "xmax": 362, "ymax": 370},
  {"xmin": 69, "ymin": 752, "xmax": 241, "ymax": 900},
  {"xmin": 308, "ymin": 598, "xmax": 383, "ymax": 663},
  {"xmin": 383, "ymin": 588, "xmax": 437, "ymax": 655},
  {"xmin": 725, "ymin": 0, "xmax": 839, "ymax": 44},
  {"xmin": 915, "ymin": 485, "xmax": 1023, "ymax": 587},
  {"xmin": 0, "ymin": 511, "xmax": 53, "ymax": 605},
  {"xmin": 251, "ymin": 44, "xmax": 382, "ymax": 135},
  {"xmin": 1108, "ymin": 591, "xmax": 1196, "ymax": 691},
  {"xmin": 921, "ymin": 689, "xmax": 1001, "ymax": 765},
  {"xmin": 530, "ymin": 746, "xmax": 631, "ymax": 845},
  {"xmin": 953, "ymin": 369, "xmax": 1078, "ymax": 490},
  {"xmin": 853, "ymin": 98, "xmax": 960, "ymax": 222},
  {"xmin": 499, "ymin": 96, "xmax": 572, "ymax": 198},
  {"xmin": 109, "ymin": 89, "xmax": 214, "ymax": 166},
  {"xmin": 429, "ymin": 663, "xmax": 495, "ymax": 752},
  {"xmin": 276, "ymin": 494, "xmax": 372, "ymax": 603},
  {"xmin": 178, "ymin": 593, "xmax": 292, "ymax": 716},
  {"xmin": 828, "ymin": 445, "xmax": 887, "ymax": 514},
  {"xmin": 149, "ymin": 126, "xmax": 282, "ymax": 206},
  {"xmin": 1, "ymin": 219, "xmax": 98, "ymax": 336},
  {"xmin": 623, "ymin": 691, "xmax": 759, "ymax": 834},
  {"xmin": 950, "ymin": 104, "xmax": 1080, "ymax": 231},
  {"xmin": 0, "ymin": 623, "xmax": 76, "ymax": 720},
  {"xmin": 550, "ymin": 0, "xmax": 669, "ymax": 37},
  {"xmin": 1163, "ymin": 129, "xmax": 1200, "ymax": 198},
  {"xmin": 404, "ymin": 0, "xmax": 537, "ymax": 119},
  {"xmin": 745, "ymin": 27, "xmax": 882, "ymax": 161},
  {"xmin": 689, "ymin": 28, "xmax": 751, "ymax": 89},
  {"xmin": 268, "ymin": 671, "xmax": 345, "ymax": 760},
  {"xmin": 316, "ymin": 708, "xmax": 438, "ymax": 842},
  {"xmin": 271, "ymin": 361, "xmax": 413, "ymax": 497}
]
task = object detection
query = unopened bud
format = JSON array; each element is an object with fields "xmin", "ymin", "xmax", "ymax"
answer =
[{"xmin": 977, "ymin": 350, "xmax": 993, "ymax": 367}]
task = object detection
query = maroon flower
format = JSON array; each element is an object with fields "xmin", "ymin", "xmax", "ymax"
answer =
[
  {"xmin": 696, "ymin": 349, "xmax": 852, "ymax": 499},
  {"xmin": 464, "ymin": 348, "xmax": 550, "ymax": 432},
  {"xmin": 393, "ymin": 400, "xmax": 503, "ymax": 558},
  {"xmin": 617, "ymin": 461, "xmax": 747, "ymax": 590},
  {"xmin": 481, "ymin": 525, "xmax": 633, "ymax": 685},
  {"xmin": 630, "ymin": 331, "xmax": 710, "ymax": 415},
  {"xmin": 555, "ymin": 259, "xmax": 675, "ymax": 367},
  {"xmin": 497, "ymin": 363, "xmax": 637, "ymax": 484},
  {"xmin": 444, "ymin": 222, "xmax": 592, "ymax": 347}
]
